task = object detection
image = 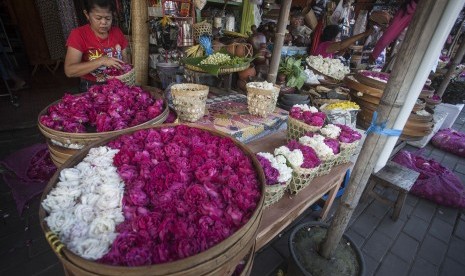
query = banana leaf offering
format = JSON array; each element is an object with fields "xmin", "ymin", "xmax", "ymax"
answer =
[{"xmin": 182, "ymin": 52, "xmax": 254, "ymax": 77}]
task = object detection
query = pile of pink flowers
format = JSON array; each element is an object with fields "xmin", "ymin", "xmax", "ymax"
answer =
[
  {"xmin": 101, "ymin": 125, "xmax": 261, "ymax": 266},
  {"xmin": 303, "ymin": 132, "xmax": 340, "ymax": 154},
  {"xmin": 256, "ymin": 155, "xmax": 279, "ymax": 185},
  {"xmin": 289, "ymin": 106, "xmax": 326, "ymax": 127},
  {"xmin": 39, "ymin": 79, "xmax": 164, "ymax": 133},
  {"xmin": 104, "ymin": 64, "xmax": 133, "ymax": 77},
  {"xmin": 287, "ymin": 140, "xmax": 321, "ymax": 169},
  {"xmin": 360, "ymin": 70, "xmax": 390, "ymax": 82},
  {"xmin": 336, "ymin": 124, "xmax": 362, "ymax": 144}
]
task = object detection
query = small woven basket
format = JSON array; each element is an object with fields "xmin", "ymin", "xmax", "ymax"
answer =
[
  {"xmin": 287, "ymin": 116, "xmax": 322, "ymax": 141},
  {"xmin": 109, "ymin": 68, "xmax": 136, "ymax": 86},
  {"xmin": 264, "ymin": 179, "xmax": 290, "ymax": 208},
  {"xmin": 246, "ymin": 83, "xmax": 280, "ymax": 118},
  {"xmin": 171, "ymin": 83, "xmax": 209, "ymax": 122},
  {"xmin": 288, "ymin": 166, "xmax": 319, "ymax": 194},
  {"xmin": 193, "ymin": 21, "xmax": 212, "ymax": 42},
  {"xmin": 316, "ymin": 154, "xmax": 339, "ymax": 176}
]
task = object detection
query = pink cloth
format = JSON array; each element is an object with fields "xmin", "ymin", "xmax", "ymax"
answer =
[
  {"xmin": 371, "ymin": 0, "xmax": 418, "ymax": 60},
  {"xmin": 314, "ymin": 41, "xmax": 335, "ymax": 58}
]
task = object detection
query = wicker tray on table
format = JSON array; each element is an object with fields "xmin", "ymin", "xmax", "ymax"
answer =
[
  {"xmin": 185, "ymin": 62, "xmax": 250, "ymax": 75},
  {"xmin": 353, "ymin": 70, "xmax": 390, "ymax": 90},
  {"xmin": 307, "ymin": 65, "xmax": 343, "ymax": 86}
]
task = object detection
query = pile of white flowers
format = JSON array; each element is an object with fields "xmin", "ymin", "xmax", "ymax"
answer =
[
  {"xmin": 299, "ymin": 134, "xmax": 335, "ymax": 159},
  {"xmin": 274, "ymin": 146, "xmax": 304, "ymax": 169},
  {"xmin": 42, "ymin": 146, "xmax": 124, "ymax": 260},
  {"xmin": 304, "ymin": 69, "xmax": 323, "ymax": 84},
  {"xmin": 246, "ymin": 81, "xmax": 275, "ymax": 90},
  {"xmin": 199, "ymin": 52, "xmax": 231, "ymax": 65},
  {"xmin": 306, "ymin": 55, "xmax": 350, "ymax": 80},
  {"xmin": 257, "ymin": 152, "xmax": 293, "ymax": 183},
  {"xmin": 320, "ymin": 124, "xmax": 341, "ymax": 139},
  {"xmin": 293, "ymin": 104, "xmax": 319, "ymax": 113}
]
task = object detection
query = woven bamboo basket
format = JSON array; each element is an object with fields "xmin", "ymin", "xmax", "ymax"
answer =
[
  {"xmin": 39, "ymin": 123, "xmax": 265, "ymax": 276},
  {"xmin": 264, "ymin": 179, "xmax": 290, "ymax": 208},
  {"xmin": 108, "ymin": 68, "xmax": 136, "ymax": 86},
  {"xmin": 246, "ymin": 83, "xmax": 280, "ymax": 118},
  {"xmin": 171, "ymin": 83, "xmax": 209, "ymax": 122},
  {"xmin": 38, "ymin": 86, "xmax": 169, "ymax": 166},
  {"xmin": 193, "ymin": 21, "xmax": 212, "ymax": 42},
  {"xmin": 288, "ymin": 166, "xmax": 319, "ymax": 194},
  {"xmin": 185, "ymin": 62, "xmax": 250, "ymax": 75},
  {"xmin": 287, "ymin": 116, "xmax": 322, "ymax": 141},
  {"xmin": 316, "ymin": 154, "xmax": 339, "ymax": 177}
]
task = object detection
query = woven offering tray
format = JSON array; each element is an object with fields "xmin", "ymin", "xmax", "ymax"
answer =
[
  {"xmin": 185, "ymin": 62, "xmax": 250, "ymax": 75},
  {"xmin": 307, "ymin": 64, "xmax": 343, "ymax": 84},
  {"xmin": 354, "ymin": 70, "xmax": 390, "ymax": 90}
]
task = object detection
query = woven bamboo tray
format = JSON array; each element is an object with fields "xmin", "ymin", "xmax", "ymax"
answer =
[
  {"xmin": 39, "ymin": 123, "xmax": 265, "ymax": 276},
  {"xmin": 354, "ymin": 70, "xmax": 390, "ymax": 90},
  {"xmin": 343, "ymin": 76, "xmax": 384, "ymax": 98},
  {"xmin": 185, "ymin": 62, "xmax": 250, "ymax": 75},
  {"xmin": 307, "ymin": 64, "xmax": 343, "ymax": 84}
]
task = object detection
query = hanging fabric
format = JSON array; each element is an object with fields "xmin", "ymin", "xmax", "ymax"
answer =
[
  {"xmin": 35, "ymin": 0, "xmax": 66, "ymax": 60},
  {"xmin": 56, "ymin": 0, "xmax": 78, "ymax": 41}
]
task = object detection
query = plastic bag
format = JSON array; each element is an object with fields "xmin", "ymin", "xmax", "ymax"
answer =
[
  {"xmin": 392, "ymin": 150, "xmax": 465, "ymax": 209},
  {"xmin": 431, "ymin": 128, "xmax": 465, "ymax": 157}
]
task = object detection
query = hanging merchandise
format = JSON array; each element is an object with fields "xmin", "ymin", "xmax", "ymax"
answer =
[
  {"xmin": 225, "ymin": 14, "xmax": 235, "ymax": 32},
  {"xmin": 353, "ymin": 10, "xmax": 368, "ymax": 36},
  {"xmin": 35, "ymin": 0, "xmax": 66, "ymax": 60},
  {"xmin": 330, "ymin": 0, "xmax": 344, "ymax": 25},
  {"xmin": 56, "ymin": 0, "xmax": 78, "ymax": 42},
  {"xmin": 178, "ymin": 21, "xmax": 194, "ymax": 47},
  {"xmin": 194, "ymin": 0, "xmax": 207, "ymax": 10}
]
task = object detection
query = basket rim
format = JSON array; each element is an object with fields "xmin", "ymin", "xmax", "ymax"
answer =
[
  {"xmin": 185, "ymin": 62, "xmax": 250, "ymax": 75},
  {"xmin": 39, "ymin": 123, "xmax": 266, "ymax": 273}
]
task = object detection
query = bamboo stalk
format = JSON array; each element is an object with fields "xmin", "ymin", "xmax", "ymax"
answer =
[
  {"xmin": 266, "ymin": 0, "xmax": 293, "ymax": 84},
  {"xmin": 131, "ymin": 0, "xmax": 149, "ymax": 85},
  {"xmin": 320, "ymin": 0, "xmax": 459, "ymax": 259},
  {"xmin": 436, "ymin": 39, "xmax": 465, "ymax": 97}
]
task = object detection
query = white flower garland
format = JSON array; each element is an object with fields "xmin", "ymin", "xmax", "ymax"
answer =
[
  {"xmin": 320, "ymin": 124, "xmax": 341, "ymax": 139},
  {"xmin": 257, "ymin": 152, "xmax": 293, "ymax": 183},
  {"xmin": 299, "ymin": 134, "xmax": 334, "ymax": 159},
  {"xmin": 42, "ymin": 146, "xmax": 124, "ymax": 260}
]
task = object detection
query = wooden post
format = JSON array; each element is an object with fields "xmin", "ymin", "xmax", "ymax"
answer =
[
  {"xmin": 447, "ymin": 18, "xmax": 465, "ymax": 57},
  {"xmin": 267, "ymin": 0, "xmax": 293, "ymax": 83},
  {"xmin": 131, "ymin": 0, "xmax": 149, "ymax": 85},
  {"xmin": 436, "ymin": 39, "xmax": 465, "ymax": 97},
  {"xmin": 320, "ymin": 0, "xmax": 458, "ymax": 259}
]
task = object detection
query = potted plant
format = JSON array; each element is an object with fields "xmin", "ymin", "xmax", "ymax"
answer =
[{"xmin": 278, "ymin": 57, "xmax": 306, "ymax": 92}]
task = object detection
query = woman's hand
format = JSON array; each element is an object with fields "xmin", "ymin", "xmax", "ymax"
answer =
[{"xmin": 99, "ymin": 56, "xmax": 124, "ymax": 69}]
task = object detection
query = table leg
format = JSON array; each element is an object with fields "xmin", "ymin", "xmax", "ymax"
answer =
[
  {"xmin": 320, "ymin": 180, "xmax": 343, "ymax": 221},
  {"xmin": 392, "ymin": 191, "xmax": 407, "ymax": 221}
]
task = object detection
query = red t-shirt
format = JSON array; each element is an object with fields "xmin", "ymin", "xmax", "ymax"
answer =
[
  {"xmin": 66, "ymin": 24, "xmax": 128, "ymax": 82},
  {"xmin": 314, "ymin": 41, "xmax": 334, "ymax": 59}
]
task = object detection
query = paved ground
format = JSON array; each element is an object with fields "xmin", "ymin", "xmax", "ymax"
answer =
[{"xmin": 0, "ymin": 68, "xmax": 464, "ymax": 276}]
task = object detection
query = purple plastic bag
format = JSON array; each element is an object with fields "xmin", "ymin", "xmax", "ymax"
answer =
[
  {"xmin": 392, "ymin": 150, "xmax": 465, "ymax": 209},
  {"xmin": 431, "ymin": 128, "xmax": 465, "ymax": 157}
]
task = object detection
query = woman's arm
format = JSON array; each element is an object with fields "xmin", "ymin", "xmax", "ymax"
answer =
[
  {"xmin": 64, "ymin": 47, "xmax": 124, "ymax": 78},
  {"xmin": 326, "ymin": 29, "xmax": 373, "ymax": 54}
]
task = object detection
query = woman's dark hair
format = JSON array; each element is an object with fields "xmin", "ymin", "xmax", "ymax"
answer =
[
  {"xmin": 321, "ymin": 25, "xmax": 340, "ymax": 42},
  {"xmin": 84, "ymin": 0, "xmax": 115, "ymax": 12}
]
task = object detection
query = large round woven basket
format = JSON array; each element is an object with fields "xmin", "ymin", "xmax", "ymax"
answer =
[
  {"xmin": 287, "ymin": 116, "xmax": 322, "ymax": 141},
  {"xmin": 185, "ymin": 62, "xmax": 250, "ymax": 75},
  {"xmin": 171, "ymin": 83, "xmax": 209, "ymax": 122},
  {"xmin": 246, "ymin": 83, "xmax": 280, "ymax": 118},
  {"xmin": 107, "ymin": 68, "xmax": 136, "ymax": 86},
  {"xmin": 39, "ymin": 123, "xmax": 265, "ymax": 276},
  {"xmin": 37, "ymin": 86, "xmax": 169, "ymax": 166},
  {"xmin": 288, "ymin": 166, "xmax": 319, "ymax": 194}
]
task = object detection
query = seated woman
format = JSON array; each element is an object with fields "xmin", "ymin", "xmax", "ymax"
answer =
[
  {"xmin": 314, "ymin": 25, "xmax": 373, "ymax": 59},
  {"xmin": 64, "ymin": 0, "xmax": 129, "ymax": 92}
]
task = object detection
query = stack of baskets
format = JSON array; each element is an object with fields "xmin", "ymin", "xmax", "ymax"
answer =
[
  {"xmin": 38, "ymin": 87, "xmax": 168, "ymax": 167},
  {"xmin": 246, "ymin": 82, "xmax": 280, "ymax": 118},
  {"xmin": 171, "ymin": 83, "xmax": 209, "ymax": 122}
]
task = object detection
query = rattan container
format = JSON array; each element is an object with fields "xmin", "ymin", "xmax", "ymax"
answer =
[
  {"xmin": 246, "ymin": 82, "xmax": 280, "ymax": 118},
  {"xmin": 171, "ymin": 83, "xmax": 209, "ymax": 122},
  {"xmin": 193, "ymin": 21, "xmax": 212, "ymax": 42},
  {"xmin": 288, "ymin": 166, "xmax": 319, "ymax": 194},
  {"xmin": 264, "ymin": 179, "xmax": 290, "ymax": 208},
  {"xmin": 108, "ymin": 68, "xmax": 136, "ymax": 86},
  {"xmin": 287, "ymin": 116, "xmax": 322, "ymax": 141},
  {"xmin": 39, "ymin": 124, "xmax": 265, "ymax": 276}
]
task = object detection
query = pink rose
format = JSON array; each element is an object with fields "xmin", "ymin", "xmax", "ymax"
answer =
[{"xmin": 184, "ymin": 184, "xmax": 208, "ymax": 205}]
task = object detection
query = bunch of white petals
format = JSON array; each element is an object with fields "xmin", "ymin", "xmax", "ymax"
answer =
[
  {"xmin": 42, "ymin": 146, "xmax": 124, "ymax": 260},
  {"xmin": 306, "ymin": 55, "xmax": 350, "ymax": 80},
  {"xmin": 257, "ymin": 152, "xmax": 293, "ymax": 183},
  {"xmin": 320, "ymin": 124, "xmax": 341, "ymax": 139},
  {"xmin": 293, "ymin": 104, "xmax": 318, "ymax": 113},
  {"xmin": 274, "ymin": 146, "xmax": 304, "ymax": 169},
  {"xmin": 299, "ymin": 134, "xmax": 335, "ymax": 159}
]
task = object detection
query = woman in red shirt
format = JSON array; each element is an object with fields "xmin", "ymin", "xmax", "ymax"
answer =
[
  {"xmin": 64, "ymin": 0, "xmax": 129, "ymax": 92},
  {"xmin": 314, "ymin": 25, "xmax": 373, "ymax": 58}
]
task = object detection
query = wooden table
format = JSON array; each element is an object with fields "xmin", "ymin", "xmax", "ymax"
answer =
[{"xmin": 247, "ymin": 131, "xmax": 351, "ymax": 250}]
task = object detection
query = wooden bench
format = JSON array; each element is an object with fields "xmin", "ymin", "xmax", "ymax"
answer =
[{"xmin": 362, "ymin": 161, "xmax": 420, "ymax": 221}]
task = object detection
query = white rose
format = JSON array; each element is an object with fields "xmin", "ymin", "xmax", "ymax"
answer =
[
  {"xmin": 101, "ymin": 208, "xmax": 125, "ymax": 224},
  {"xmin": 96, "ymin": 189, "xmax": 122, "ymax": 210},
  {"xmin": 74, "ymin": 204, "xmax": 96, "ymax": 224},
  {"xmin": 276, "ymin": 163, "xmax": 293, "ymax": 183},
  {"xmin": 69, "ymin": 238, "xmax": 111, "ymax": 260},
  {"xmin": 274, "ymin": 146, "xmax": 290, "ymax": 157},
  {"xmin": 75, "ymin": 161, "xmax": 93, "ymax": 176},
  {"xmin": 275, "ymin": 155, "xmax": 287, "ymax": 165},
  {"xmin": 80, "ymin": 193, "xmax": 100, "ymax": 206},
  {"xmin": 42, "ymin": 192, "xmax": 76, "ymax": 213},
  {"xmin": 66, "ymin": 221, "xmax": 89, "ymax": 242},
  {"xmin": 89, "ymin": 216, "xmax": 116, "ymax": 237},
  {"xmin": 321, "ymin": 124, "xmax": 341, "ymax": 139},
  {"xmin": 257, "ymin": 152, "xmax": 274, "ymax": 163},
  {"xmin": 59, "ymin": 168, "xmax": 81, "ymax": 182},
  {"xmin": 45, "ymin": 210, "xmax": 75, "ymax": 234},
  {"xmin": 287, "ymin": 150, "xmax": 304, "ymax": 168}
]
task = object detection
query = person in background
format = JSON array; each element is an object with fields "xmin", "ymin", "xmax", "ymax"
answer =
[
  {"xmin": 64, "ymin": 0, "xmax": 129, "ymax": 92},
  {"xmin": 313, "ymin": 24, "xmax": 373, "ymax": 59}
]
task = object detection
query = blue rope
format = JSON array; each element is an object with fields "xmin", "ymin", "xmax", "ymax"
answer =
[{"xmin": 365, "ymin": 111, "xmax": 402, "ymax": 137}]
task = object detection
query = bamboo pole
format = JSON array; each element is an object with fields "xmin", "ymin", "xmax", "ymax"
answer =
[
  {"xmin": 267, "ymin": 0, "xmax": 293, "ymax": 83},
  {"xmin": 447, "ymin": 18, "xmax": 465, "ymax": 57},
  {"xmin": 131, "ymin": 0, "xmax": 149, "ymax": 85},
  {"xmin": 436, "ymin": 39, "xmax": 465, "ymax": 97},
  {"xmin": 320, "ymin": 0, "xmax": 462, "ymax": 259}
]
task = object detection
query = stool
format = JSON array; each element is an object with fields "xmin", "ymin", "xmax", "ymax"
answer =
[{"xmin": 362, "ymin": 161, "xmax": 420, "ymax": 221}]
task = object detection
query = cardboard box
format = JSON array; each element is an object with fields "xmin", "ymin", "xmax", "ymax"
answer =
[{"xmin": 435, "ymin": 103, "xmax": 464, "ymax": 129}]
